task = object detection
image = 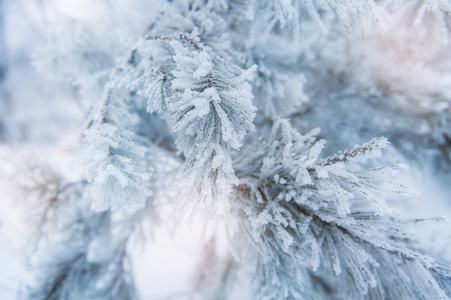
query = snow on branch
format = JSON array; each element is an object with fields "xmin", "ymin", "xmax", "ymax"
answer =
[
  {"xmin": 0, "ymin": 155, "xmax": 143, "ymax": 300},
  {"xmin": 111, "ymin": 11, "xmax": 257, "ymax": 215},
  {"xmin": 20, "ymin": 183, "xmax": 140, "ymax": 300},
  {"xmin": 82, "ymin": 123, "xmax": 153, "ymax": 212},
  {"xmin": 81, "ymin": 87, "xmax": 154, "ymax": 212},
  {"xmin": 232, "ymin": 119, "xmax": 450, "ymax": 299},
  {"xmin": 321, "ymin": 137, "xmax": 389, "ymax": 166},
  {"xmin": 245, "ymin": 0, "xmax": 389, "ymax": 37}
]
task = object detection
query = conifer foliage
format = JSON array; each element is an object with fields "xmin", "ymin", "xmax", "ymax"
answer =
[{"xmin": 3, "ymin": 0, "xmax": 451, "ymax": 299}]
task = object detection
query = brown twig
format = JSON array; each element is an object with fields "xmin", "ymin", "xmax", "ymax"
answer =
[
  {"xmin": 146, "ymin": 33, "xmax": 201, "ymax": 50},
  {"xmin": 322, "ymin": 139, "xmax": 382, "ymax": 166}
]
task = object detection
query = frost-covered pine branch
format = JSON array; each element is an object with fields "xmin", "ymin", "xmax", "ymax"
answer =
[
  {"xmin": 230, "ymin": 119, "xmax": 450, "ymax": 299},
  {"xmin": 101, "ymin": 8, "xmax": 258, "ymax": 215},
  {"xmin": 0, "ymin": 156, "xmax": 139, "ymax": 300},
  {"xmin": 20, "ymin": 184, "xmax": 142, "ymax": 300},
  {"xmin": 7, "ymin": 0, "xmax": 451, "ymax": 299},
  {"xmin": 3, "ymin": 153, "xmax": 171, "ymax": 300},
  {"xmin": 81, "ymin": 88, "xmax": 154, "ymax": 211},
  {"xmin": 244, "ymin": 0, "xmax": 389, "ymax": 37}
]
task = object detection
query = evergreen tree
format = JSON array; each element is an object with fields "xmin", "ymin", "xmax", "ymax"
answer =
[{"xmin": 1, "ymin": 0, "xmax": 451, "ymax": 299}]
